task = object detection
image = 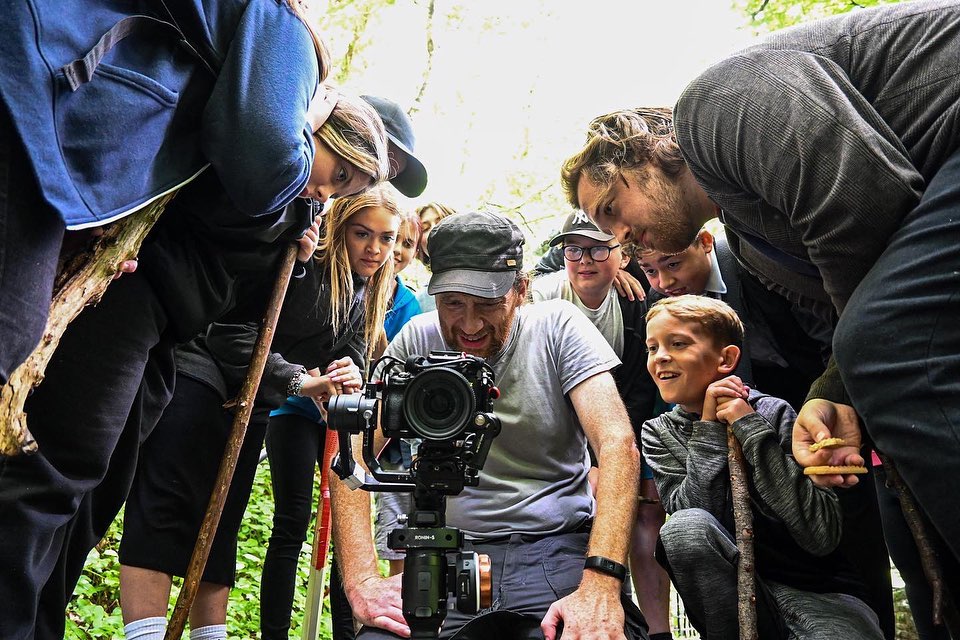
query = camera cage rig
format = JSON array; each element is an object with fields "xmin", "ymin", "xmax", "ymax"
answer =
[
  {"xmin": 328, "ymin": 351, "xmax": 501, "ymax": 494},
  {"xmin": 327, "ymin": 351, "xmax": 502, "ymax": 639}
]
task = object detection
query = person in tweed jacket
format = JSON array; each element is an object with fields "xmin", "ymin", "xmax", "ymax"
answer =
[{"xmin": 562, "ymin": 0, "xmax": 960, "ymax": 601}]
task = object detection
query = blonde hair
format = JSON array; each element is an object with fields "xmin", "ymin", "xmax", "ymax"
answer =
[
  {"xmin": 398, "ymin": 210, "xmax": 423, "ymax": 250},
  {"xmin": 416, "ymin": 202, "xmax": 458, "ymax": 223},
  {"xmin": 315, "ymin": 185, "xmax": 400, "ymax": 363},
  {"xmin": 646, "ymin": 295, "xmax": 744, "ymax": 349},
  {"xmin": 315, "ymin": 94, "xmax": 391, "ymax": 191},
  {"xmin": 282, "ymin": 3, "xmax": 389, "ymax": 191},
  {"xmin": 561, "ymin": 107, "xmax": 685, "ymax": 211},
  {"xmin": 415, "ymin": 202, "xmax": 458, "ymax": 264}
]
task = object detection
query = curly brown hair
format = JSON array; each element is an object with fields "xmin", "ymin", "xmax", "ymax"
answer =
[{"xmin": 560, "ymin": 107, "xmax": 685, "ymax": 210}]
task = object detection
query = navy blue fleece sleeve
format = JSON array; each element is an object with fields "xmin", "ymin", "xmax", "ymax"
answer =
[{"xmin": 202, "ymin": 0, "xmax": 318, "ymax": 215}]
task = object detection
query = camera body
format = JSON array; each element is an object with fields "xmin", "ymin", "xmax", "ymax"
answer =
[
  {"xmin": 328, "ymin": 351, "xmax": 501, "ymax": 496},
  {"xmin": 378, "ymin": 350, "xmax": 500, "ymax": 442}
]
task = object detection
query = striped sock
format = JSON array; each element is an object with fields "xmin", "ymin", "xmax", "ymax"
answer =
[
  {"xmin": 123, "ymin": 616, "xmax": 167, "ymax": 640},
  {"xmin": 190, "ymin": 623, "xmax": 227, "ymax": 640}
]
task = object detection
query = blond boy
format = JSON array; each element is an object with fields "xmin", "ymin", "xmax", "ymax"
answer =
[{"xmin": 641, "ymin": 296, "xmax": 881, "ymax": 640}]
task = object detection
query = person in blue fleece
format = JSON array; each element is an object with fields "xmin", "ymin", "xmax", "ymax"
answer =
[{"xmin": 0, "ymin": 3, "xmax": 393, "ymax": 637}]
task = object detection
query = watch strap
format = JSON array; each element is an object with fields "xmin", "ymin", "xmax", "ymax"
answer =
[{"xmin": 584, "ymin": 555, "xmax": 627, "ymax": 581}]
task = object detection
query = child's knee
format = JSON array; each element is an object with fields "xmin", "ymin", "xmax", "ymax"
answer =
[{"xmin": 659, "ymin": 508, "xmax": 714, "ymax": 560}]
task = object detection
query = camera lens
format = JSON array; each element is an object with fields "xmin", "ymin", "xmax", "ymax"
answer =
[{"xmin": 402, "ymin": 368, "xmax": 475, "ymax": 440}]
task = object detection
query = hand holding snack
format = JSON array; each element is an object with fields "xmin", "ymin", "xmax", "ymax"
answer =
[{"xmin": 793, "ymin": 399, "xmax": 864, "ymax": 488}]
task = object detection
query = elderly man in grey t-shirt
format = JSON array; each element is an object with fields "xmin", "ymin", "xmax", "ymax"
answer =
[{"xmin": 331, "ymin": 211, "xmax": 648, "ymax": 640}]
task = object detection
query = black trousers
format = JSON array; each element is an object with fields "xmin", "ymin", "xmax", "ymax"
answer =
[
  {"xmin": 835, "ymin": 148, "xmax": 960, "ymax": 566},
  {"xmin": 0, "ymin": 271, "xmax": 175, "ymax": 639},
  {"xmin": 261, "ymin": 412, "xmax": 355, "ymax": 640},
  {"xmin": 0, "ymin": 99, "xmax": 65, "ymax": 385},
  {"xmin": 120, "ymin": 376, "xmax": 268, "ymax": 586}
]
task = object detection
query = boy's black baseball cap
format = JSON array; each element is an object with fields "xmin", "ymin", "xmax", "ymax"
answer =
[{"xmin": 549, "ymin": 210, "xmax": 616, "ymax": 246}]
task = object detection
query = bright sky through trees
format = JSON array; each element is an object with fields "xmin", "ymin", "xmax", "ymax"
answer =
[{"xmin": 313, "ymin": 0, "xmax": 758, "ymax": 254}]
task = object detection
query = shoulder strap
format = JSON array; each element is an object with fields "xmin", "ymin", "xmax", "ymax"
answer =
[
  {"xmin": 60, "ymin": 1, "xmax": 221, "ymax": 92},
  {"xmin": 60, "ymin": 15, "xmax": 209, "ymax": 91},
  {"xmin": 156, "ymin": 0, "xmax": 222, "ymax": 75}
]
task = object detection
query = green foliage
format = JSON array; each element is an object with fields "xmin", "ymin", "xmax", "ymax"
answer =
[
  {"xmin": 67, "ymin": 463, "xmax": 333, "ymax": 639},
  {"xmin": 893, "ymin": 584, "xmax": 920, "ymax": 640},
  {"xmin": 734, "ymin": 0, "xmax": 903, "ymax": 32}
]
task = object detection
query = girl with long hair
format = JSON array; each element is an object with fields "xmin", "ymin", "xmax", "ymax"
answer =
[{"xmin": 119, "ymin": 186, "xmax": 402, "ymax": 640}]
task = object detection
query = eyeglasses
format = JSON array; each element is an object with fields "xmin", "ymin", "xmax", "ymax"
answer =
[{"xmin": 562, "ymin": 244, "xmax": 621, "ymax": 263}]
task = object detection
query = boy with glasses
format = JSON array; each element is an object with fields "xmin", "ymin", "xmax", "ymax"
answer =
[{"xmin": 531, "ymin": 212, "xmax": 670, "ymax": 640}]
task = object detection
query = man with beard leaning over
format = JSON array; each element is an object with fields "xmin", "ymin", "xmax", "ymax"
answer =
[{"xmin": 562, "ymin": 3, "xmax": 960, "ymax": 635}]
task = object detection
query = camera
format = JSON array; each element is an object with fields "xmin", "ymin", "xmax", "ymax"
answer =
[
  {"xmin": 328, "ymin": 350, "xmax": 500, "ymax": 440},
  {"xmin": 327, "ymin": 351, "xmax": 502, "ymax": 639},
  {"xmin": 328, "ymin": 351, "xmax": 501, "ymax": 495}
]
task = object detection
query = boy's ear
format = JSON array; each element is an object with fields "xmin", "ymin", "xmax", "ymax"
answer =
[
  {"xmin": 717, "ymin": 344, "xmax": 740, "ymax": 374},
  {"xmin": 698, "ymin": 229, "xmax": 715, "ymax": 255}
]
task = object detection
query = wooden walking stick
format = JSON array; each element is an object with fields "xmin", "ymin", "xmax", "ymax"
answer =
[
  {"xmin": 165, "ymin": 243, "xmax": 299, "ymax": 640},
  {"xmin": 727, "ymin": 424, "xmax": 758, "ymax": 640},
  {"xmin": 301, "ymin": 425, "xmax": 341, "ymax": 639},
  {"xmin": 877, "ymin": 452, "xmax": 960, "ymax": 637},
  {"xmin": 0, "ymin": 194, "xmax": 172, "ymax": 456}
]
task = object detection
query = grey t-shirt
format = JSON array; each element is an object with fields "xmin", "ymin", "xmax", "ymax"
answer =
[
  {"xmin": 383, "ymin": 299, "xmax": 619, "ymax": 538},
  {"xmin": 530, "ymin": 271, "xmax": 624, "ymax": 357}
]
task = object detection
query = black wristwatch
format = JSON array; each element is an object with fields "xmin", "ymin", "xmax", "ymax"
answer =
[{"xmin": 584, "ymin": 555, "xmax": 627, "ymax": 581}]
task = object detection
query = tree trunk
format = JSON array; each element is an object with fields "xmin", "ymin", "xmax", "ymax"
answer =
[{"xmin": 0, "ymin": 194, "xmax": 172, "ymax": 456}]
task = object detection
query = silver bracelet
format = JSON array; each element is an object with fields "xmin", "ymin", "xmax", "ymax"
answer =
[{"xmin": 287, "ymin": 367, "xmax": 308, "ymax": 397}]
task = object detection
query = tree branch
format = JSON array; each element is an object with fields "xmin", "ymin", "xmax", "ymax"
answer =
[
  {"xmin": 750, "ymin": 0, "xmax": 772, "ymax": 21},
  {"xmin": 0, "ymin": 194, "xmax": 172, "ymax": 456},
  {"xmin": 334, "ymin": 2, "xmax": 374, "ymax": 84},
  {"xmin": 878, "ymin": 452, "xmax": 960, "ymax": 637},
  {"xmin": 727, "ymin": 425, "xmax": 758, "ymax": 640}
]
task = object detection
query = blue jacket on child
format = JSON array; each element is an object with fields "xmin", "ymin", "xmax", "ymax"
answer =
[{"xmin": 0, "ymin": 0, "xmax": 319, "ymax": 229}]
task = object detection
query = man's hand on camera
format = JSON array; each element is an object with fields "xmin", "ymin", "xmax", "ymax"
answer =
[
  {"xmin": 347, "ymin": 574, "xmax": 409, "ymax": 638},
  {"xmin": 541, "ymin": 575, "xmax": 626, "ymax": 640}
]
